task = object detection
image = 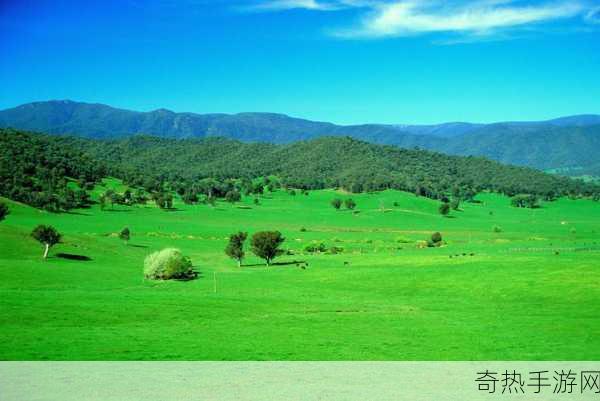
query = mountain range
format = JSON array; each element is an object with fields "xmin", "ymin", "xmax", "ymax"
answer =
[{"xmin": 1, "ymin": 100, "xmax": 599, "ymax": 175}]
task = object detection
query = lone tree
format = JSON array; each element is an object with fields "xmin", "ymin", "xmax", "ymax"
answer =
[
  {"xmin": 225, "ymin": 190, "xmax": 241, "ymax": 203},
  {"xmin": 153, "ymin": 192, "xmax": 174, "ymax": 210},
  {"xmin": 331, "ymin": 198, "xmax": 342, "ymax": 210},
  {"xmin": 344, "ymin": 198, "xmax": 356, "ymax": 210},
  {"xmin": 99, "ymin": 194, "xmax": 107, "ymax": 210},
  {"xmin": 251, "ymin": 231, "xmax": 285, "ymax": 266},
  {"xmin": 439, "ymin": 202, "xmax": 450, "ymax": 216},
  {"xmin": 119, "ymin": 227, "xmax": 130, "ymax": 245},
  {"xmin": 225, "ymin": 231, "xmax": 248, "ymax": 267},
  {"xmin": 182, "ymin": 190, "xmax": 199, "ymax": 205},
  {"xmin": 450, "ymin": 198, "xmax": 460, "ymax": 210},
  {"xmin": 165, "ymin": 193, "xmax": 173, "ymax": 209},
  {"xmin": 103, "ymin": 189, "xmax": 117, "ymax": 210},
  {"xmin": 0, "ymin": 202, "xmax": 9, "ymax": 222},
  {"xmin": 31, "ymin": 225, "xmax": 61, "ymax": 259},
  {"xmin": 134, "ymin": 188, "xmax": 148, "ymax": 205}
]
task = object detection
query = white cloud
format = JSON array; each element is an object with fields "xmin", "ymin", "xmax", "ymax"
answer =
[
  {"xmin": 250, "ymin": 0, "xmax": 342, "ymax": 11},
  {"xmin": 248, "ymin": 0, "xmax": 376, "ymax": 11},
  {"xmin": 335, "ymin": 1, "xmax": 586, "ymax": 38},
  {"xmin": 248, "ymin": 0, "xmax": 597, "ymax": 40}
]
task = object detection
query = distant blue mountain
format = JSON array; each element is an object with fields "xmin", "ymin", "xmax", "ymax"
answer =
[{"xmin": 1, "ymin": 100, "xmax": 599, "ymax": 172}]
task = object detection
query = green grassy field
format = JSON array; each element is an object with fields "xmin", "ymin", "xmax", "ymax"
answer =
[{"xmin": 1, "ymin": 179, "xmax": 599, "ymax": 360}]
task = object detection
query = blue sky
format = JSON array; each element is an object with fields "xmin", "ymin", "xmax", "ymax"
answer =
[{"xmin": 0, "ymin": 0, "xmax": 599, "ymax": 124}]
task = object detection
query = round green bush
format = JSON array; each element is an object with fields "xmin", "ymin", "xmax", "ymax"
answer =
[
  {"xmin": 144, "ymin": 248, "xmax": 195, "ymax": 280},
  {"xmin": 431, "ymin": 232, "xmax": 443, "ymax": 243},
  {"xmin": 427, "ymin": 232, "xmax": 443, "ymax": 247}
]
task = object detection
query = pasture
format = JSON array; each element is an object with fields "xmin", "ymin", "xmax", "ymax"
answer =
[{"xmin": 0, "ymin": 179, "xmax": 599, "ymax": 360}]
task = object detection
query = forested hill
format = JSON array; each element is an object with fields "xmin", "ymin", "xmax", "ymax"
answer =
[
  {"xmin": 3, "ymin": 129, "xmax": 596, "ymax": 208},
  {"xmin": 1, "ymin": 100, "xmax": 600, "ymax": 174}
]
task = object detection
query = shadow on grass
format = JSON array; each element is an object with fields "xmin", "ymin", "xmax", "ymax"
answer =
[
  {"xmin": 129, "ymin": 244, "xmax": 149, "ymax": 248},
  {"xmin": 56, "ymin": 253, "xmax": 92, "ymax": 261},
  {"xmin": 173, "ymin": 270, "xmax": 203, "ymax": 281},
  {"xmin": 243, "ymin": 260, "xmax": 307, "ymax": 268},
  {"xmin": 65, "ymin": 211, "xmax": 92, "ymax": 216}
]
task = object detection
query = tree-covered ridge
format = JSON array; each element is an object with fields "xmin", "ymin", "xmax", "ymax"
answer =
[
  {"xmin": 0, "ymin": 129, "xmax": 106, "ymax": 211},
  {"xmin": 56, "ymin": 131, "xmax": 600, "ymax": 199},
  {"xmin": 2, "ymin": 129, "xmax": 599, "ymax": 211}
]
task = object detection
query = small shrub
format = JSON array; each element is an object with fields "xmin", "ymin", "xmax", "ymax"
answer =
[
  {"xmin": 328, "ymin": 246, "xmax": 344, "ymax": 254},
  {"xmin": 427, "ymin": 232, "xmax": 443, "ymax": 247},
  {"xmin": 511, "ymin": 194, "xmax": 539, "ymax": 208},
  {"xmin": 415, "ymin": 240, "xmax": 428, "ymax": 249},
  {"xmin": 144, "ymin": 248, "xmax": 195, "ymax": 280},
  {"xmin": 492, "ymin": 225, "xmax": 502, "ymax": 233},
  {"xmin": 119, "ymin": 227, "xmax": 130, "ymax": 244},
  {"xmin": 304, "ymin": 242, "xmax": 327, "ymax": 253},
  {"xmin": 300, "ymin": 227, "xmax": 307, "ymax": 232}
]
